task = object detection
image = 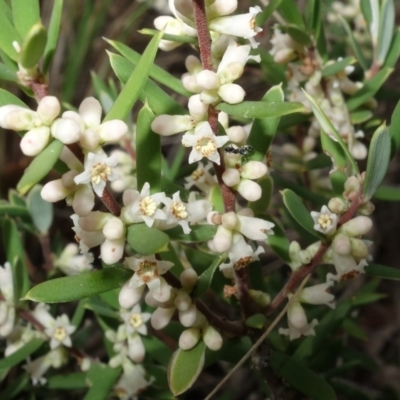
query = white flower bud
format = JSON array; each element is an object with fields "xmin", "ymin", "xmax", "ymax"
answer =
[
  {"xmin": 218, "ymin": 83, "xmax": 245, "ymax": 104},
  {"xmin": 208, "ymin": 0, "xmax": 238, "ymax": 17},
  {"xmin": 128, "ymin": 334, "xmax": 145, "ymax": 363},
  {"xmin": 150, "ymin": 277, "xmax": 172, "ymax": 303},
  {"xmin": 221, "ymin": 211, "xmax": 238, "ymax": 230},
  {"xmin": 274, "ymin": 48, "xmax": 297, "ymax": 64},
  {"xmin": 97, "ymin": 120, "xmax": 128, "ymax": 143},
  {"xmin": 182, "ymin": 73, "xmax": 201, "ymax": 93},
  {"xmin": 299, "ymin": 282, "xmax": 335, "ymax": 308},
  {"xmin": 298, "ymin": 250, "xmax": 312, "ymax": 265},
  {"xmin": 61, "ymin": 110, "xmax": 85, "ymax": 131},
  {"xmin": 200, "ymin": 89, "xmax": 219, "ymax": 105},
  {"xmin": 236, "ymin": 179, "xmax": 262, "ymax": 201},
  {"xmin": 101, "ymin": 238, "xmax": 125, "ymax": 264},
  {"xmin": 241, "ymin": 161, "xmax": 268, "ymax": 179},
  {"xmin": 20, "ymin": 126, "xmax": 50, "ymax": 156},
  {"xmin": 151, "ymin": 114, "xmax": 194, "ymax": 136},
  {"xmin": 219, "ymin": 62, "xmax": 244, "ymax": 84},
  {"xmin": 79, "ymin": 128, "xmax": 100, "ymax": 150},
  {"xmin": 218, "ymin": 111, "xmax": 229, "ymax": 129},
  {"xmin": 175, "ymin": 291, "xmax": 192, "ymax": 312},
  {"xmin": 72, "ymin": 185, "xmax": 95, "ymax": 216},
  {"xmin": 2, "ymin": 108, "xmax": 38, "ymax": 131},
  {"xmin": 151, "ymin": 307, "xmax": 175, "ymax": 330},
  {"xmin": 202, "ymin": 325, "xmax": 223, "ymax": 351},
  {"xmin": 188, "ymin": 94, "xmax": 208, "ymax": 122},
  {"xmin": 282, "ymin": 143, "xmax": 301, "ymax": 157},
  {"xmin": 51, "ymin": 118, "xmax": 81, "ymax": 144},
  {"xmin": 180, "ymin": 268, "xmax": 198, "ymax": 289},
  {"xmin": 213, "ymin": 225, "xmax": 233, "ymax": 253},
  {"xmin": 41, "ymin": 179, "xmax": 69, "ymax": 202},
  {"xmin": 103, "ymin": 217, "xmax": 125, "ymax": 240},
  {"xmin": 0, "ymin": 105, "xmax": 26, "ymax": 128},
  {"xmin": 222, "ymin": 168, "xmax": 240, "ymax": 187},
  {"xmin": 196, "ymin": 70, "xmax": 220, "ymax": 90},
  {"xmin": 79, "ymin": 97, "xmax": 102, "ymax": 128},
  {"xmin": 350, "ymin": 238, "xmax": 369, "ymax": 259},
  {"xmin": 328, "ymin": 197, "xmax": 347, "ymax": 214},
  {"xmin": 287, "ymin": 300, "xmax": 307, "ymax": 329},
  {"xmin": 332, "ymin": 233, "xmax": 351, "ymax": 255},
  {"xmin": 226, "ymin": 125, "xmax": 247, "ymax": 143},
  {"xmin": 179, "ymin": 304, "xmax": 198, "ymax": 327},
  {"xmin": 351, "ymin": 140, "xmax": 367, "ymax": 160},
  {"xmin": 179, "ymin": 328, "xmax": 201, "ymax": 350},
  {"xmin": 249, "ymin": 289, "xmax": 271, "ymax": 307},
  {"xmin": 118, "ymin": 284, "xmax": 144, "ymax": 308},
  {"xmin": 340, "ymin": 216, "xmax": 372, "ymax": 237},
  {"xmin": 344, "ymin": 176, "xmax": 361, "ymax": 195},
  {"xmin": 145, "ymin": 289, "xmax": 176, "ymax": 308},
  {"xmin": 358, "ymin": 201, "xmax": 375, "ymax": 216},
  {"xmin": 79, "ymin": 211, "xmax": 110, "ymax": 231},
  {"xmin": 185, "ymin": 55, "xmax": 202, "ymax": 74},
  {"xmin": 37, "ymin": 96, "xmax": 60, "ymax": 125}
]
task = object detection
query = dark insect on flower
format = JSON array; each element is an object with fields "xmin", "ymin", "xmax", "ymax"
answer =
[{"xmin": 224, "ymin": 144, "xmax": 254, "ymax": 157}]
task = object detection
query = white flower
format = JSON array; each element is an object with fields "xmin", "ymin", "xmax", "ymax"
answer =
[
  {"xmin": 114, "ymin": 362, "xmax": 152, "ymax": 399},
  {"xmin": 120, "ymin": 304, "xmax": 151, "ymax": 336},
  {"xmin": 182, "ymin": 121, "xmax": 229, "ymax": 165},
  {"xmin": 74, "ymin": 151, "xmax": 119, "ymax": 197},
  {"xmin": 327, "ymin": 252, "xmax": 368, "ymax": 282},
  {"xmin": 44, "ymin": 314, "xmax": 76, "ymax": 349},
  {"xmin": 54, "ymin": 243, "xmax": 94, "ymax": 275},
  {"xmin": 299, "ymin": 282, "xmax": 335, "ymax": 309},
  {"xmin": 121, "ymin": 182, "xmax": 167, "ymax": 227},
  {"xmin": 279, "ymin": 298, "xmax": 318, "ymax": 340},
  {"xmin": 156, "ymin": 191, "xmax": 191, "ymax": 233},
  {"xmin": 184, "ymin": 161, "xmax": 216, "ymax": 191},
  {"xmin": 122, "ymin": 255, "xmax": 174, "ymax": 305},
  {"xmin": 311, "ymin": 205, "xmax": 338, "ymax": 235}
]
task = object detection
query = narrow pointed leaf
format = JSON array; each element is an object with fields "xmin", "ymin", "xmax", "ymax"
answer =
[
  {"xmin": 0, "ymin": 5, "xmax": 20, "ymax": 61},
  {"xmin": 0, "ymin": 338, "xmax": 44, "ymax": 370},
  {"xmin": 376, "ymin": 0, "xmax": 394, "ymax": 65},
  {"xmin": 193, "ymin": 254, "xmax": 226, "ymax": 297},
  {"xmin": 104, "ymin": 30, "xmax": 162, "ymax": 121},
  {"xmin": 19, "ymin": 22, "xmax": 47, "ymax": 69},
  {"xmin": 278, "ymin": 0, "xmax": 305, "ymax": 26},
  {"xmin": 0, "ymin": 62, "xmax": 17, "ymax": 82},
  {"xmin": 256, "ymin": 0, "xmax": 282, "ymax": 26},
  {"xmin": 11, "ymin": 0, "xmax": 40, "ymax": 39},
  {"xmin": 217, "ymin": 100, "xmax": 306, "ymax": 119},
  {"xmin": 389, "ymin": 99, "xmax": 400, "ymax": 158},
  {"xmin": 23, "ymin": 267, "xmax": 133, "ymax": 303},
  {"xmin": 84, "ymin": 364, "xmax": 121, "ymax": 400},
  {"xmin": 363, "ymin": 123, "xmax": 391, "ymax": 199},
  {"xmin": 266, "ymin": 216, "xmax": 291, "ymax": 263},
  {"xmin": 322, "ymin": 56, "xmax": 356, "ymax": 77},
  {"xmin": 139, "ymin": 28, "xmax": 198, "ymax": 45},
  {"xmin": 17, "ymin": 140, "xmax": 64, "ymax": 195},
  {"xmin": 282, "ymin": 189, "xmax": 322, "ymax": 239},
  {"xmin": 373, "ymin": 186, "xmax": 400, "ymax": 201},
  {"xmin": 127, "ymin": 223, "xmax": 169, "ymax": 255},
  {"xmin": 136, "ymin": 102, "xmax": 161, "ymax": 193},
  {"xmin": 286, "ymin": 25, "xmax": 312, "ymax": 46},
  {"xmin": 47, "ymin": 373, "xmax": 87, "ymax": 390},
  {"xmin": 43, "ymin": 0, "xmax": 63, "ymax": 73},
  {"xmin": 26, "ymin": 185, "xmax": 53, "ymax": 234},
  {"xmin": 365, "ymin": 264, "xmax": 400, "ymax": 280},
  {"xmin": 0, "ymin": 88, "xmax": 28, "ymax": 107},
  {"xmin": 384, "ymin": 28, "xmax": 400, "ymax": 69},
  {"xmin": 168, "ymin": 340, "xmax": 205, "ymax": 396}
]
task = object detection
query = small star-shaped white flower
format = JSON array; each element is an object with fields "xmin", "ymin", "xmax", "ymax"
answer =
[
  {"xmin": 120, "ymin": 304, "xmax": 151, "ymax": 336},
  {"xmin": 44, "ymin": 314, "xmax": 76, "ymax": 349},
  {"xmin": 182, "ymin": 121, "xmax": 229, "ymax": 165},
  {"xmin": 74, "ymin": 151, "xmax": 119, "ymax": 197},
  {"xmin": 311, "ymin": 205, "xmax": 338, "ymax": 235}
]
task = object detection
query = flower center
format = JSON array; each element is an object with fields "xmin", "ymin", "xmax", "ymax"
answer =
[
  {"xmin": 91, "ymin": 163, "xmax": 111, "ymax": 184},
  {"xmin": 139, "ymin": 196, "xmax": 157, "ymax": 216},
  {"xmin": 234, "ymin": 256, "xmax": 253, "ymax": 270},
  {"xmin": 53, "ymin": 327, "xmax": 67, "ymax": 341},
  {"xmin": 318, "ymin": 214, "xmax": 333, "ymax": 229},
  {"xmin": 171, "ymin": 202, "xmax": 188, "ymax": 220},
  {"xmin": 129, "ymin": 313, "xmax": 143, "ymax": 328},
  {"xmin": 136, "ymin": 260, "xmax": 158, "ymax": 283},
  {"xmin": 195, "ymin": 137, "xmax": 217, "ymax": 157}
]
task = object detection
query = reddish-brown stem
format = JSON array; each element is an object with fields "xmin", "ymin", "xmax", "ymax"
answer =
[
  {"xmin": 150, "ymin": 327, "xmax": 177, "ymax": 350},
  {"xmin": 193, "ymin": 0, "xmax": 212, "ymax": 71},
  {"xmin": 29, "ymin": 80, "xmax": 48, "ymax": 101},
  {"xmin": 101, "ymin": 188, "xmax": 121, "ymax": 217},
  {"xmin": 234, "ymin": 267, "xmax": 258, "ymax": 319},
  {"xmin": 267, "ymin": 192, "xmax": 363, "ymax": 316},
  {"xmin": 38, "ymin": 234, "xmax": 54, "ymax": 272}
]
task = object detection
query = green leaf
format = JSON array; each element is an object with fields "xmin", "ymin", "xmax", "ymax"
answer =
[
  {"xmin": 0, "ymin": 62, "xmax": 17, "ymax": 81},
  {"xmin": 256, "ymin": 0, "xmax": 282, "ymax": 26},
  {"xmin": 139, "ymin": 28, "xmax": 198, "ymax": 45},
  {"xmin": 249, "ymin": 175, "xmax": 274, "ymax": 212},
  {"xmin": 217, "ymin": 100, "xmax": 306, "ymax": 120},
  {"xmin": 104, "ymin": 30, "xmax": 162, "ymax": 121},
  {"xmin": 330, "ymin": 379, "xmax": 373, "ymax": 400},
  {"xmin": 23, "ymin": 266, "xmax": 133, "ymax": 303},
  {"xmin": 320, "ymin": 130, "xmax": 347, "ymax": 170},
  {"xmin": 281, "ymin": 189, "xmax": 321, "ymax": 240},
  {"xmin": 0, "ymin": 0, "xmax": 12, "ymax": 22},
  {"xmin": 246, "ymin": 313, "xmax": 267, "ymax": 329},
  {"xmin": 360, "ymin": 0, "xmax": 372, "ymax": 26},
  {"xmin": 322, "ymin": 56, "xmax": 356, "ymax": 77},
  {"xmin": 43, "ymin": 0, "xmax": 63, "ymax": 73},
  {"xmin": 270, "ymin": 352, "xmax": 337, "ymax": 400},
  {"xmin": 136, "ymin": 102, "xmax": 161, "ymax": 193},
  {"xmin": 47, "ymin": 373, "xmax": 87, "ymax": 389},
  {"xmin": 168, "ymin": 340, "xmax": 205, "ymax": 396},
  {"xmin": 278, "ymin": 0, "xmax": 305, "ymax": 27},
  {"xmin": 108, "ymin": 52, "xmax": 186, "ymax": 115},
  {"xmin": 0, "ymin": 372, "xmax": 29, "ymax": 400},
  {"xmin": 286, "ymin": 25, "xmax": 312, "ymax": 46},
  {"xmin": 1, "ymin": 219, "xmax": 30, "ymax": 302},
  {"xmin": 350, "ymin": 109, "xmax": 373, "ymax": 124},
  {"xmin": 342, "ymin": 318, "xmax": 368, "ymax": 340},
  {"xmin": 365, "ymin": 264, "xmax": 400, "ymax": 280},
  {"xmin": 126, "ymin": 223, "xmax": 169, "ymax": 255},
  {"xmin": 142, "ymin": 335, "xmax": 173, "ymax": 366},
  {"xmin": 0, "ymin": 88, "xmax": 28, "ymax": 107},
  {"xmin": 165, "ymin": 224, "xmax": 217, "ymax": 243},
  {"xmin": 11, "ymin": 0, "xmax": 40, "ymax": 39},
  {"xmin": 266, "ymin": 216, "xmax": 291, "ymax": 263},
  {"xmin": 0, "ymin": 5, "xmax": 20, "ymax": 61},
  {"xmin": 84, "ymin": 363, "xmax": 121, "ymax": 400},
  {"xmin": 26, "ymin": 185, "xmax": 53, "ymax": 234},
  {"xmin": 19, "ymin": 22, "xmax": 47, "ymax": 69},
  {"xmin": 193, "ymin": 254, "xmax": 226, "ymax": 297},
  {"xmin": 338, "ymin": 16, "xmax": 367, "ymax": 70},
  {"xmin": 304, "ymin": 153, "xmax": 332, "ymax": 171},
  {"xmin": 17, "ymin": 140, "xmax": 64, "ymax": 195},
  {"xmin": 347, "ymin": 68, "xmax": 393, "ymax": 111},
  {"xmin": 208, "ymin": 184, "xmax": 224, "ymax": 213},
  {"xmin": 0, "ymin": 338, "xmax": 44, "ymax": 370},
  {"xmin": 303, "ymin": 90, "xmax": 359, "ymax": 175},
  {"xmin": 0, "ymin": 204, "xmax": 30, "ymax": 219},
  {"xmin": 248, "ymin": 85, "xmax": 284, "ymax": 161},
  {"xmin": 389, "ymin": 99, "xmax": 400, "ymax": 158},
  {"xmin": 304, "ymin": 0, "xmax": 320, "ymax": 33},
  {"xmin": 373, "ymin": 186, "xmax": 400, "ymax": 201},
  {"xmin": 106, "ymin": 39, "xmax": 191, "ymax": 97},
  {"xmin": 384, "ymin": 28, "xmax": 400, "ymax": 69},
  {"xmin": 376, "ymin": 0, "xmax": 395, "ymax": 65},
  {"xmin": 363, "ymin": 122, "xmax": 391, "ymax": 200}
]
